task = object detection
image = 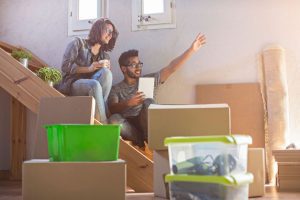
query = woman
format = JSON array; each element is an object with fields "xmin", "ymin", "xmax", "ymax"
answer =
[{"xmin": 57, "ymin": 18, "xmax": 119, "ymax": 122}]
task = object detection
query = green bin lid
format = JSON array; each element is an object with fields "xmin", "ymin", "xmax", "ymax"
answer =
[
  {"xmin": 164, "ymin": 135, "xmax": 252, "ymax": 146},
  {"xmin": 165, "ymin": 173, "xmax": 253, "ymax": 186},
  {"xmin": 44, "ymin": 124, "xmax": 121, "ymax": 128}
]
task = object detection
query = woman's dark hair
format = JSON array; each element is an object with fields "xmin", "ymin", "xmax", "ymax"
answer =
[
  {"xmin": 118, "ymin": 49, "xmax": 139, "ymax": 67},
  {"xmin": 87, "ymin": 18, "xmax": 119, "ymax": 52}
]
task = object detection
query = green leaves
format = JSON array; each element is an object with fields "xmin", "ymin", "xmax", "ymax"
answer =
[
  {"xmin": 36, "ymin": 67, "xmax": 62, "ymax": 84},
  {"xmin": 11, "ymin": 50, "xmax": 32, "ymax": 60}
]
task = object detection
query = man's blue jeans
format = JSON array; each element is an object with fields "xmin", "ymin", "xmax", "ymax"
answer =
[
  {"xmin": 71, "ymin": 67, "xmax": 112, "ymax": 122},
  {"xmin": 108, "ymin": 98, "xmax": 155, "ymax": 147}
]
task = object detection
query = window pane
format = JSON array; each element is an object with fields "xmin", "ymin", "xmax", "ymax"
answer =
[
  {"xmin": 143, "ymin": 0, "xmax": 164, "ymax": 15},
  {"xmin": 78, "ymin": 0, "xmax": 98, "ymax": 20}
]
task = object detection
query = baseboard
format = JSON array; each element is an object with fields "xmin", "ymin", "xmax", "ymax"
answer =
[{"xmin": 0, "ymin": 170, "xmax": 10, "ymax": 180}]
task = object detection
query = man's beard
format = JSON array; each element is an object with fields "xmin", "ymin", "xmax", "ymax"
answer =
[{"xmin": 127, "ymin": 70, "xmax": 140, "ymax": 79}]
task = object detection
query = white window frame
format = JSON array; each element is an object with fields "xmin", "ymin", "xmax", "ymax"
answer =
[
  {"xmin": 68, "ymin": 0, "xmax": 108, "ymax": 36},
  {"xmin": 132, "ymin": 0, "xmax": 176, "ymax": 31}
]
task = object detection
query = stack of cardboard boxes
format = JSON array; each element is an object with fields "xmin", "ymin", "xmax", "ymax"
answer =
[{"xmin": 273, "ymin": 149, "xmax": 300, "ymax": 191}]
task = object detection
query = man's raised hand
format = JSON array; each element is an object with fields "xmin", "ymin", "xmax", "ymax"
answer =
[{"xmin": 191, "ymin": 33, "xmax": 206, "ymax": 52}]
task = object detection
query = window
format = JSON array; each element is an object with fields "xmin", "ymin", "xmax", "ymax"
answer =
[
  {"xmin": 132, "ymin": 0, "xmax": 176, "ymax": 31},
  {"xmin": 68, "ymin": 0, "xmax": 108, "ymax": 36}
]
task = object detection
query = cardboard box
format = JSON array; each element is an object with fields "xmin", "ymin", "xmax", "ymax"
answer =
[
  {"xmin": 33, "ymin": 96, "xmax": 95, "ymax": 159},
  {"xmin": 23, "ymin": 159, "xmax": 126, "ymax": 200},
  {"xmin": 248, "ymin": 148, "xmax": 265, "ymax": 197},
  {"xmin": 148, "ymin": 104, "xmax": 231, "ymax": 150},
  {"xmin": 278, "ymin": 175, "xmax": 300, "ymax": 191},
  {"xmin": 278, "ymin": 162, "xmax": 300, "ymax": 176},
  {"xmin": 153, "ymin": 150, "xmax": 169, "ymax": 199},
  {"xmin": 196, "ymin": 83, "xmax": 265, "ymax": 148},
  {"xmin": 154, "ymin": 148, "xmax": 266, "ymax": 198},
  {"xmin": 277, "ymin": 162, "xmax": 300, "ymax": 191},
  {"xmin": 273, "ymin": 150, "xmax": 300, "ymax": 162}
]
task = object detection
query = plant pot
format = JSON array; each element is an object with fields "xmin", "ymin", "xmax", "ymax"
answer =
[
  {"xmin": 19, "ymin": 58, "xmax": 28, "ymax": 68},
  {"xmin": 48, "ymin": 81, "xmax": 53, "ymax": 87}
]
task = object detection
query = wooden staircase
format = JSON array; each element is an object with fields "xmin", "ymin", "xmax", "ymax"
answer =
[
  {"xmin": 0, "ymin": 41, "xmax": 153, "ymax": 192},
  {"xmin": 0, "ymin": 41, "xmax": 47, "ymax": 72}
]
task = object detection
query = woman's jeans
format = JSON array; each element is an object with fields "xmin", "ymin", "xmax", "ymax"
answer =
[{"xmin": 71, "ymin": 68, "xmax": 112, "ymax": 122}]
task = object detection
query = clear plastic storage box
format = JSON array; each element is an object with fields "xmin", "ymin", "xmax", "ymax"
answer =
[
  {"xmin": 164, "ymin": 135, "xmax": 252, "ymax": 176},
  {"xmin": 165, "ymin": 173, "xmax": 253, "ymax": 200}
]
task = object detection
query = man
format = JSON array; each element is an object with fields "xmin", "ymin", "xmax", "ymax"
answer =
[{"xmin": 108, "ymin": 33, "xmax": 206, "ymax": 147}]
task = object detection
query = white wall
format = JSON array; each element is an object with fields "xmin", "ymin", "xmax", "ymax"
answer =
[{"xmin": 1, "ymin": 0, "xmax": 300, "ymax": 169}]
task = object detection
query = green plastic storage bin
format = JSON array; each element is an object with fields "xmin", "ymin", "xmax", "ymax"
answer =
[{"xmin": 45, "ymin": 124, "xmax": 121, "ymax": 161}]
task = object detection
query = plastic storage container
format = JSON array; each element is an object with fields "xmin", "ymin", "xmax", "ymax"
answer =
[
  {"xmin": 164, "ymin": 135, "xmax": 252, "ymax": 176},
  {"xmin": 165, "ymin": 173, "xmax": 253, "ymax": 200},
  {"xmin": 45, "ymin": 124, "xmax": 121, "ymax": 161}
]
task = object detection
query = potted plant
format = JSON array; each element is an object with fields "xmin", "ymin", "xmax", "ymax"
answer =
[
  {"xmin": 11, "ymin": 50, "xmax": 32, "ymax": 68},
  {"xmin": 36, "ymin": 67, "xmax": 62, "ymax": 87}
]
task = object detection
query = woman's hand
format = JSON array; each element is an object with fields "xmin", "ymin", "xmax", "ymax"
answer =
[
  {"xmin": 88, "ymin": 60, "xmax": 110, "ymax": 72},
  {"xmin": 101, "ymin": 59, "xmax": 111, "ymax": 70},
  {"xmin": 89, "ymin": 62, "xmax": 101, "ymax": 72}
]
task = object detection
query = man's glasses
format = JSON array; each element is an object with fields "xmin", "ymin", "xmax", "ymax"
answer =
[{"xmin": 126, "ymin": 62, "xmax": 143, "ymax": 69}]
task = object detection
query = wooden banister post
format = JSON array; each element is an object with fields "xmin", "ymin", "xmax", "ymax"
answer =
[{"xmin": 10, "ymin": 98, "xmax": 26, "ymax": 180}]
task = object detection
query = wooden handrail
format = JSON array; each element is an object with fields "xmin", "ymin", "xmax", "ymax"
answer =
[{"xmin": 0, "ymin": 40, "xmax": 47, "ymax": 72}]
